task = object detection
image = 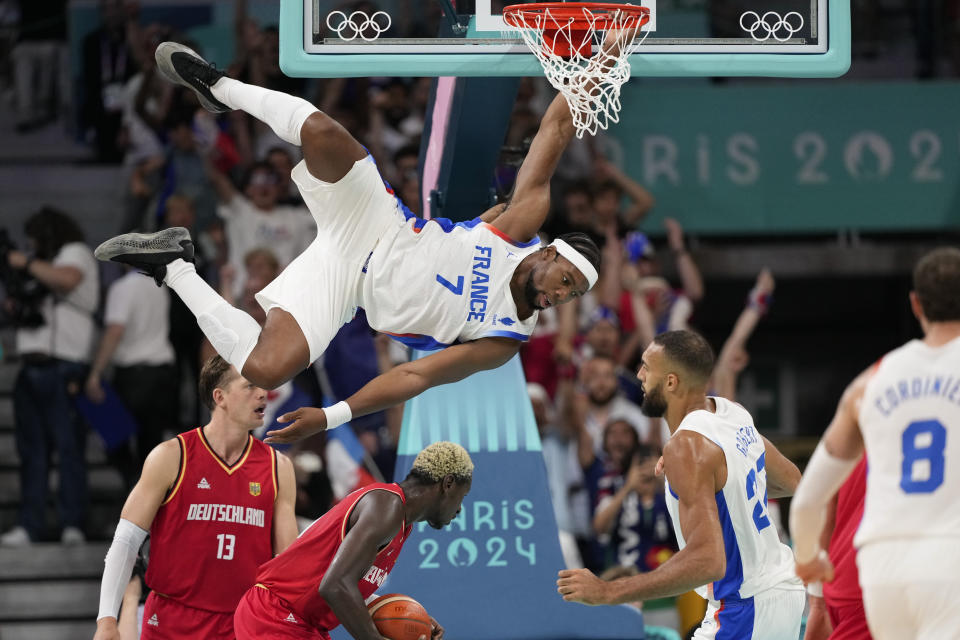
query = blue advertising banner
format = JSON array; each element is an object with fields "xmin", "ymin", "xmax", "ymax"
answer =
[
  {"xmin": 616, "ymin": 81, "xmax": 960, "ymax": 234},
  {"xmin": 332, "ymin": 356, "xmax": 645, "ymax": 640}
]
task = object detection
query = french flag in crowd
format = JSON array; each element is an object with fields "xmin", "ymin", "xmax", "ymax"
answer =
[
  {"xmin": 324, "ymin": 419, "xmax": 378, "ymax": 500},
  {"xmin": 257, "ymin": 383, "xmax": 378, "ymax": 500},
  {"xmin": 257, "ymin": 381, "xmax": 313, "ymax": 451}
]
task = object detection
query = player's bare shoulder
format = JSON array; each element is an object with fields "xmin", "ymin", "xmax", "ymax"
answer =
[
  {"xmin": 662, "ymin": 430, "xmax": 724, "ymax": 487},
  {"xmin": 665, "ymin": 430, "xmax": 723, "ymax": 463},
  {"xmin": 363, "ymin": 487, "xmax": 405, "ymax": 513},
  {"xmin": 118, "ymin": 436, "xmax": 185, "ymax": 523},
  {"xmin": 351, "ymin": 488, "xmax": 407, "ymax": 542},
  {"xmin": 141, "ymin": 437, "xmax": 184, "ymax": 485}
]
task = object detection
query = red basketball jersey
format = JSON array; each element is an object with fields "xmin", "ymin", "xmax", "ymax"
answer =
[
  {"xmin": 823, "ymin": 456, "xmax": 867, "ymax": 604},
  {"xmin": 256, "ymin": 483, "xmax": 411, "ymax": 631},
  {"xmin": 146, "ymin": 428, "xmax": 278, "ymax": 612}
]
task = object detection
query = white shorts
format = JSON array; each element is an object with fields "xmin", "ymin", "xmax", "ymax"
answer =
[
  {"xmin": 255, "ymin": 156, "xmax": 404, "ymax": 361},
  {"xmin": 692, "ymin": 586, "xmax": 804, "ymax": 640},
  {"xmin": 858, "ymin": 538, "xmax": 960, "ymax": 640}
]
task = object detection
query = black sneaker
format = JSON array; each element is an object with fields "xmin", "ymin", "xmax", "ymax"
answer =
[
  {"xmin": 154, "ymin": 42, "xmax": 230, "ymax": 114},
  {"xmin": 94, "ymin": 227, "xmax": 195, "ymax": 286}
]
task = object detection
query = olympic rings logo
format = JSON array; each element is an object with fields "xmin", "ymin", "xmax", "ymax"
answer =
[
  {"xmin": 326, "ymin": 10, "xmax": 392, "ymax": 42},
  {"xmin": 739, "ymin": 11, "xmax": 804, "ymax": 42}
]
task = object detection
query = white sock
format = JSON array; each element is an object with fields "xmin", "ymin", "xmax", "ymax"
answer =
[
  {"xmin": 164, "ymin": 259, "xmax": 261, "ymax": 371},
  {"xmin": 210, "ymin": 77, "xmax": 318, "ymax": 146}
]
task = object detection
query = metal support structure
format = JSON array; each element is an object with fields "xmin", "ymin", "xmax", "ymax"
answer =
[
  {"xmin": 436, "ymin": 0, "xmax": 470, "ymax": 35},
  {"xmin": 420, "ymin": 76, "xmax": 522, "ymax": 222}
]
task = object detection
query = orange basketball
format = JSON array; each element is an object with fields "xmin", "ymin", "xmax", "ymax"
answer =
[{"xmin": 368, "ymin": 593, "xmax": 432, "ymax": 640}]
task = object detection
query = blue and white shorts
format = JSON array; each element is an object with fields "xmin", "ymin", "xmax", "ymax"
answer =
[{"xmin": 692, "ymin": 586, "xmax": 804, "ymax": 640}]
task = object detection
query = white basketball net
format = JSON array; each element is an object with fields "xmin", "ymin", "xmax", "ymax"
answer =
[{"xmin": 506, "ymin": 5, "xmax": 649, "ymax": 138}]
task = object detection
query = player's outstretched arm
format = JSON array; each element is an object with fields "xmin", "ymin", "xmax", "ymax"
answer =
[
  {"xmin": 558, "ymin": 432, "xmax": 726, "ymax": 605},
  {"xmin": 486, "ymin": 92, "xmax": 576, "ymax": 243},
  {"xmin": 488, "ymin": 29, "xmax": 636, "ymax": 243},
  {"xmin": 94, "ymin": 440, "xmax": 181, "ymax": 640},
  {"xmin": 317, "ymin": 491, "xmax": 406, "ymax": 640},
  {"xmin": 266, "ymin": 338, "xmax": 519, "ymax": 444}
]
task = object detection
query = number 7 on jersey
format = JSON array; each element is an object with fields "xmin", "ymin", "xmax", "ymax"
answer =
[{"xmin": 436, "ymin": 273, "xmax": 464, "ymax": 295}]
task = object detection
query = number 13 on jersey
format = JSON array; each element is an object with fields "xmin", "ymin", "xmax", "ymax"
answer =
[{"xmin": 216, "ymin": 533, "xmax": 235, "ymax": 560}]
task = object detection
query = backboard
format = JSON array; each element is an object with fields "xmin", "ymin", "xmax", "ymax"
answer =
[{"xmin": 280, "ymin": 0, "xmax": 850, "ymax": 77}]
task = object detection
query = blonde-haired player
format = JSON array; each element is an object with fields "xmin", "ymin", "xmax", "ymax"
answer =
[
  {"xmin": 409, "ymin": 441, "xmax": 474, "ymax": 483},
  {"xmin": 233, "ymin": 442, "xmax": 473, "ymax": 639},
  {"xmin": 791, "ymin": 247, "xmax": 960, "ymax": 639}
]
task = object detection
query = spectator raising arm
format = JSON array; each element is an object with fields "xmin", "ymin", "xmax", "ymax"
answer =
[
  {"xmin": 712, "ymin": 268, "xmax": 775, "ymax": 401},
  {"xmin": 664, "ymin": 218, "xmax": 703, "ymax": 303},
  {"xmin": 133, "ymin": 66, "xmax": 173, "ymax": 134},
  {"xmin": 592, "ymin": 456, "xmax": 647, "ymax": 535},
  {"xmin": 593, "ymin": 156, "xmax": 656, "ymax": 226},
  {"xmin": 205, "ymin": 156, "xmax": 240, "ymax": 205},
  {"xmin": 598, "ymin": 223, "xmax": 623, "ymax": 310},
  {"xmin": 620, "ymin": 284, "xmax": 656, "ymax": 368}
]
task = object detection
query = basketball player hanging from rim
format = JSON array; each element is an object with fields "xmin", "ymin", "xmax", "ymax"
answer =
[{"xmin": 95, "ymin": 27, "xmax": 641, "ymax": 443}]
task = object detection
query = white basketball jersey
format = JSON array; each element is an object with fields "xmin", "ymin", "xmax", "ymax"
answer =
[
  {"xmin": 855, "ymin": 336, "xmax": 960, "ymax": 548},
  {"xmin": 665, "ymin": 397, "xmax": 801, "ymax": 602},
  {"xmin": 361, "ymin": 215, "xmax": 541, "ymax": 350}
]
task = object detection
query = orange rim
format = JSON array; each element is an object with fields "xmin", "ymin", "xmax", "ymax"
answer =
[{"xmin": 503, "ymin": 2, "xmax": 650, "ymax": 30}]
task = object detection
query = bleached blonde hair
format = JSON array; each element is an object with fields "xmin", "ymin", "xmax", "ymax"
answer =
[{"xmin": 409, "ymin": 442, "xmax": 473, "ymax": 484}]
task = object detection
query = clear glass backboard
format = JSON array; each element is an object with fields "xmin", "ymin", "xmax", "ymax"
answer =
[{"xmin": 280, "ymin": 0, "xmax": 850, "ymax": 77}]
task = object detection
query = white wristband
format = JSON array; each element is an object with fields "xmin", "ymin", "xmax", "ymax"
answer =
[
  {"xmin": 323, "ymin": 401, "xmax": 352, "ymax": 429},
  {"xmin": 807, "ymin": 581, "xmax": 824, "ymax": 597}
]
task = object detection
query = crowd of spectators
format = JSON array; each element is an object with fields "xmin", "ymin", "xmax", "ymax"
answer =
[
  {"xmin": 1, "ymin": 2, "xmax": 446, "ymax": 548},
  {"xmin": 1, "ymin": 2, "xmax": 788, "ymax": 635}
]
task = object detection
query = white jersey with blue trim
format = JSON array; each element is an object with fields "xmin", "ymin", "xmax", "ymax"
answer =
[
  {"xmin": 361, "ymin": 213, "xmax": 541, "ymax": 350},
  {"xmin": 855, "ymin": 336, "xmax": 960, "ymax": 549},
  {"xmin": 664, "ymin": 397, "xmax": 801, "ymax": 602}
]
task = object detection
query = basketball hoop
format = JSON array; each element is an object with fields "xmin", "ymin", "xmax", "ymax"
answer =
[{"xmin": 503, "ymin": 2, "xmax": 650, "ymax": 138}]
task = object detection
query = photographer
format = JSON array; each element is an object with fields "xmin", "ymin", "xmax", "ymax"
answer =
[{"xmin": 0, "ymin": 208, "xmax": 99, "ymax": 546}]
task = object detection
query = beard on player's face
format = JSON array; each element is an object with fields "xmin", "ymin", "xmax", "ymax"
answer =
[
  {"xmin": 524, "ymin": 270, "xmax": 544, "ymax": 310},
  {"xmin": 641, "ymin": 380, "xmax": 668, "ymax": 417}
]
